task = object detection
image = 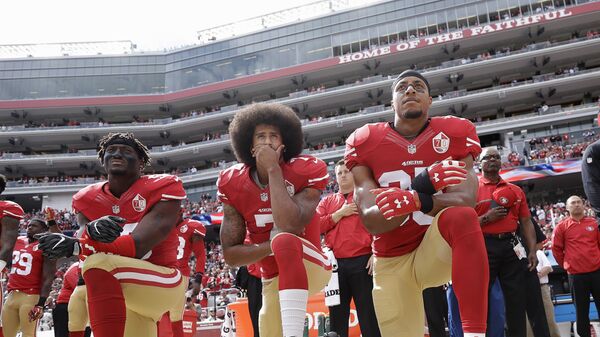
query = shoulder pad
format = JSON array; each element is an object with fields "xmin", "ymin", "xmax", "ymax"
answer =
[
  {"xmin": 73, "ymin": 183, "xmax": 102, "ymax": 200},
  {"xmin": 347, "ymin": 123, "xmax": 387, "ymax": 147},
  {"xmin": 72, "ymin": 182, "xmax": 103, "ymax": 205},
  {"xmin": 147, "ymin": 175, "xmax": 186, "ymax": 201},
  {"xmin": 188, "ymin": 220, "xmax": 207, "ymax": 235},
  {"xmin": 217, "ymin": 163, "xmax": 247, "ymax": 188},
  {"xmin": 1, "ymin": 200, "xmax": 24, "ymax": 219},
  {"xmin": 143, "ymin": 174, "xmax": 181, "ymax": 188},
  {"xmin": 431, "ymin": 116, "xmax": 475, "ymax": 138},
  {"xmin": 289, "ymin": 155, "xmax": 324, "ymax": 168}
]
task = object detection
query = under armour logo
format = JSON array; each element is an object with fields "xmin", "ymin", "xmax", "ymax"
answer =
[
  {"xmin": 433, "ymin": 173, "xmax": 440, "ymax": 182},
  {"xmin": 394, "ymin": 196, "xmax": 409, "ymax": 208}
]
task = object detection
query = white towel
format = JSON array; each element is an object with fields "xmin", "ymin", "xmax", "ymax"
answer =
[
  {"xmin": 323, "ymin": 249, "xmax": 340, "ymax": 307},
  {"xmin": 221, "ymin": 307, "xmax": 236, "ymax": 337}
]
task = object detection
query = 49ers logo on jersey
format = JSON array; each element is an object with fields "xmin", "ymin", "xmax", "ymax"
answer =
[
  {"xmin": 432, "ymin": 132, "xmax": 450, "ymax": 154},
  {"xmin": 132, "ymin": 194, "xmax": 146, "ymax": 212}
]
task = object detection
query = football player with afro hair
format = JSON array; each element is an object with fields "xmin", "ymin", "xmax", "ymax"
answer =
[{"xmin": 218, "ymin": 103, "xmax": 332, "ymax": 337}]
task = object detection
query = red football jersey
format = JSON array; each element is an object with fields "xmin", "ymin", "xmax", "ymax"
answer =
[
  {"xmin": 0, "ymin": 200, "xmax": 24, "ymax": 221},
  {"xmin": 217, "ymin": 155, "xmax": 329, "ymax": 279},
  {"xmin": 72, "ymin": 174, "xmax": 186, "ymax": 268},
  {"xmin": 0, "ymin": 200, "xmax": 24, "ymax": 252},
  {"xmin": 56, "ymin": 262, "xmax": 80, "ymax": 304},
  {"xmin": 176, "ymin": 219, "xmax": 206, "ymax": 276},
  {"xmin": 8, "ymin": 236, "xmax": 44, "ymax": 294},
  {"xmin": 344, "ymin": 117, "xmax": 481, "ymax": 257}
]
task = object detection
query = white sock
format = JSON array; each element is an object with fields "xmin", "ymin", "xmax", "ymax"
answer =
[
  {"xmin": 464, "ymin": 333, "xmax": 486, "ymax": 337},
  {"xmin": 279, "ymin": 289, "xmax": 309, "ymax": 337}
]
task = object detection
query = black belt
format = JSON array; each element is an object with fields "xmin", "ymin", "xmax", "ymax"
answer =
[{"xmin": 483, "ymin": 232, "xmax": 515, "ymax": 240}]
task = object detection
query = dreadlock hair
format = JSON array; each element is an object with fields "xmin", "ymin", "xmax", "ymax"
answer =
[
  {"xmin": 0, "ymin": 174, "xmax": 6, "ymax": 194},
  {"xmin": 29, "ymin": 217, "xmax": 48, "ymax": 228},
  {"xmin": 229, "ymin": 103, "xmax": 304, "ymax": 167},
  {"xmin": 97, "ymin": 132, "xmax": 151, "ymax": 168}
]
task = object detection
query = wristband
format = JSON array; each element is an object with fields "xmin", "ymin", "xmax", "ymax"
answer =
[
  {"xmin": 417, "ymin": 193, "xmax": 434, "ymax": 214},
  {"xmin": 80, "ymin": 235, "xmax": 136, "ymax": 258},
  {"xmin": 0, "ymin": 260, "xmax": 6, "ymax": 271},
  {"xmin": 412, "ymin": 170, "xmax": 436, "ymax": 195},
  {"xmin": 36, "ymin": 296, "xmax": 47, "ymax": 307}
]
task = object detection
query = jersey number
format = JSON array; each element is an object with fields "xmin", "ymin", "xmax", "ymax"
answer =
[
  {"xmin": 11, "ymin": 251, "xmax": 33, "ymax": 276},
  {"xmin": 378, "ymin": 168, "xmax": 432, "ymax": 226},
  {"xmin": 176, "ymin": 236, "xmax": 186, "ymax": 260},
  {"xmin": 254, "ymin": 214, "xmax": 279, "ymax": 240}
]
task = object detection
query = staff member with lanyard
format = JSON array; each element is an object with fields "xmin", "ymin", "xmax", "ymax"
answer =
[{"xmin": 476, "ymin": 147, "xmax": 538, "ymax": 337}]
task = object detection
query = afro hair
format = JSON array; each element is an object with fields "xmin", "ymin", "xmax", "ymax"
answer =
[{"xmin": 229, "ymin": 103, "xmax": 304, "ymax": 167}]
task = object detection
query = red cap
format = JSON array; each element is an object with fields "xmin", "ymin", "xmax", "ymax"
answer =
[{"xmin": 492, "ymin": 185, "xmax": 519, "ymax": 208}]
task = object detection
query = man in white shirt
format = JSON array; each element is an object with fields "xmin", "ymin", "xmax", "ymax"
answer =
[
  {"xmin": 536, "ymin": 207, "xmax": 546, "ymax": 226},
  {"xmin": 527, "ymin": 250, "xmax": 561, "ymax": 337}
]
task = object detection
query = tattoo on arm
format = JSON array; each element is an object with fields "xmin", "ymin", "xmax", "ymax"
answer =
[{"xmin": 220, "ymin": 204, "xmax": 246, "ymax": 249}]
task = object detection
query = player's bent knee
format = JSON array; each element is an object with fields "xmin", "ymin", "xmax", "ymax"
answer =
[
  {"xmin": 270, "ymin": 232, "xmax": 303, "ymax": 255},
  {"xmin": 81, "ymin": 253, "xmax": 116, "ymax": 273},
  {"xmin": 438, "ymin": 206, "xmax": 481, "ymax": 241}
]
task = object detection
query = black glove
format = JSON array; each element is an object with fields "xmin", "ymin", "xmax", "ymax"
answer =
[
  {"xmin": 193, "ymin": 272, "xmax": 203, "ymax": 283},
  {"xmin": 35, "ymin": 233, "xmax": 81, "ymax": 259},
  {"xmin": 86, "ymin": 215, "xmax": 125, "ymax": 243}
]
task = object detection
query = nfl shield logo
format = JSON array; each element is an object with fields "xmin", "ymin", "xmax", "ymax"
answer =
[
  {"xmin": 180, "ymin": 224, "xmax": 188, "ymax": 233},
  {"xmin": 260, "ymin": 193, "xmax": 268, "ymax": 202},
  {"xmin": 432, "ymin": 132, "xmax": 450, "ymax": 154},
  {"xmin": 112, "ymin": 205, "xmax": 120, "ymax": 214},
  {"xmin": 132, "ymin": 194, "xmax": 146, "ymax": 212},
  {"xmin": 285, "ymin": 180, "xmax": 296, "ymax": 196},
  {"xmin": 408, "ymin": 144, "xmax": 417, "ymax": 154}
]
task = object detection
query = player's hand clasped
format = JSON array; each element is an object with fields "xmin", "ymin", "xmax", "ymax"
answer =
[
  {"xmin": 370, "ymin": 188, "xmax": 421, "ymax": 220},
  {"xmin": 86, "ymin": 215, "xmax": 125, "ymax": 243},
  {"xmin": 36, "ymin": 233, "xmax": 81, "ymax": 259},
  {"xmin": 411, "ymin": 159, "xmax": 468, "ymax": 194}
]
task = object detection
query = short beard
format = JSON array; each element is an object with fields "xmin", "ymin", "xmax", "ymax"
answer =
[
  {"xmin": 403, "ymin": 109, "xmax": 423, "ymax": 119},
  {"xmin": 108, "ymin": 167, "xmax": 129, "ymax": 176}
]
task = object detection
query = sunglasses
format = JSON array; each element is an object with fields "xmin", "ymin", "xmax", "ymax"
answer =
[{"xmin": 481, "ymin": 154, "xmax": 501, "ymax": 160}]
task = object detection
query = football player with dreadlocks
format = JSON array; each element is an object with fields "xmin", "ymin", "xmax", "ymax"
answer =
[{"xmin": 37, "ymin": 132, "xmax": 187, "ymax": 337}]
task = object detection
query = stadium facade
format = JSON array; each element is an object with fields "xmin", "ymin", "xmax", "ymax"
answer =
[{"xmin": 0, "ymin": 0, "xmax": 599, "ymax": 210}]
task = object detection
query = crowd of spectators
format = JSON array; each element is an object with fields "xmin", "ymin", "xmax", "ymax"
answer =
[{"xmin": 502, "ymin": 131, "xmax": 600, "ymax": 168}]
